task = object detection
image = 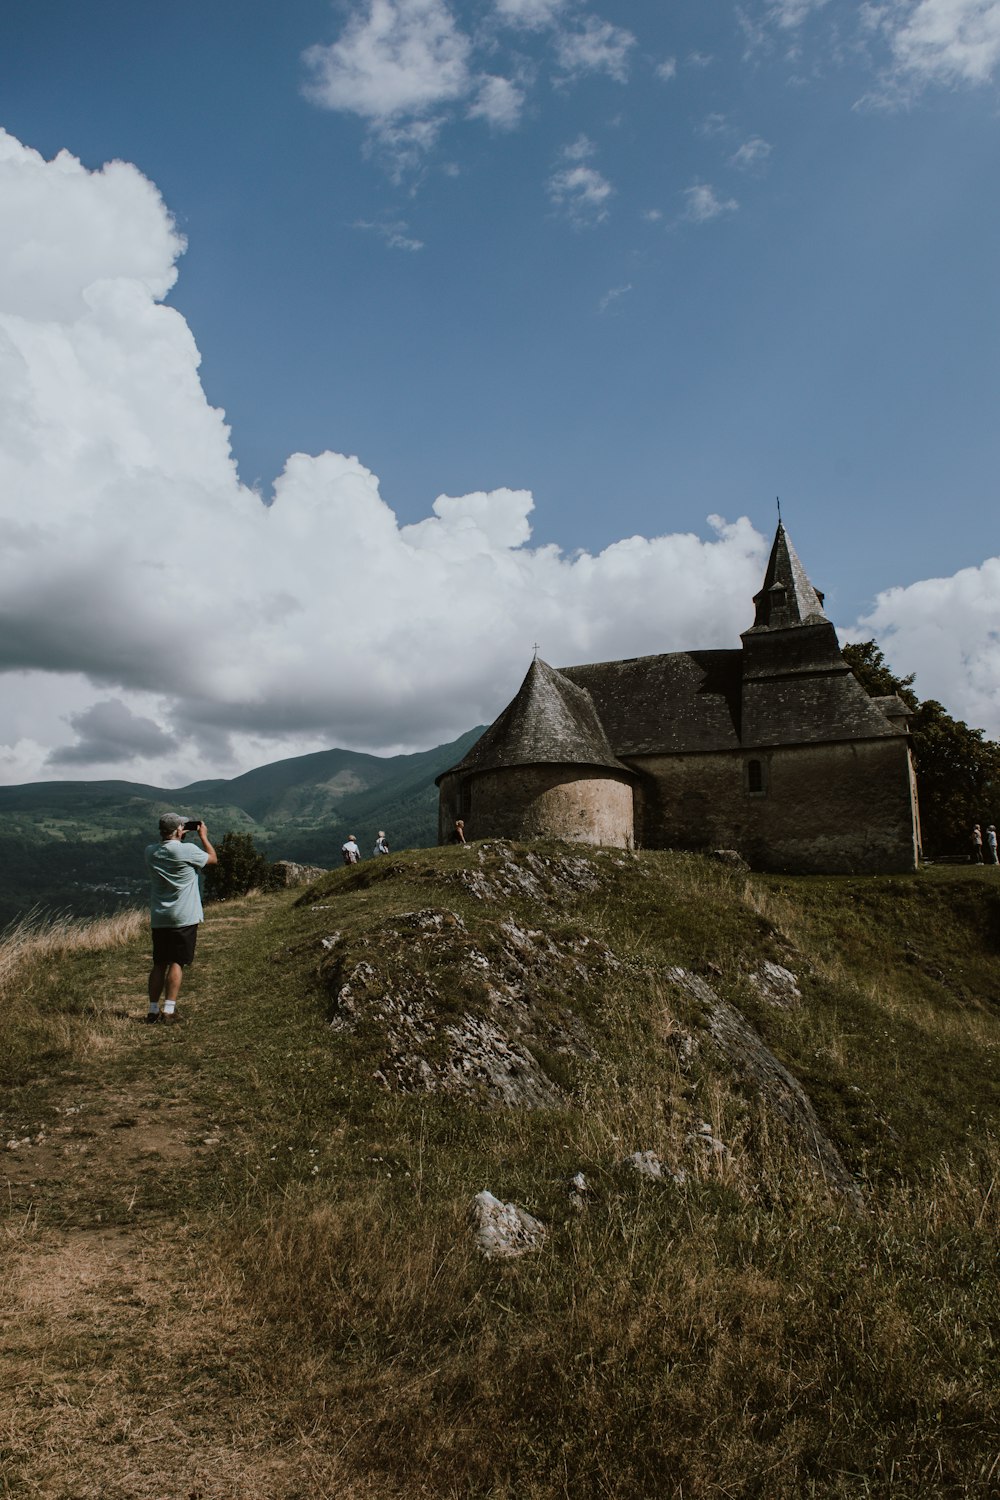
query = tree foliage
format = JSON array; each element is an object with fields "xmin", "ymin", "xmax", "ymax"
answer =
[
  {"xmin": 843, "ymin": 641, "xmax": 1000, "ymax": 856},
  {"xmin": 205, "ymin": 831, "xmax": 270, "ymax": 901}
]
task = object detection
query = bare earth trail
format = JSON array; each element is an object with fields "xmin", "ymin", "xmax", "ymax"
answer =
[{"xmin": 0, "ymin": 900, "xmax": 374, "ymax": 1500}]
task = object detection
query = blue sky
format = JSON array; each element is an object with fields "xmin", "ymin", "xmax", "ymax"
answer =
[{"xmin": 0, "ymin": 0, "xmax": 998, "ymax": 782}]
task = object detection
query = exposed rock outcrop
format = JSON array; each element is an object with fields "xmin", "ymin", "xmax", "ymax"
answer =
[
  {"xmin": 322, "ymin": 904, "xmax": 612, "ymax": 1106},
  {"xmin": 446, "ymin": 840, "xmax": 609, "ymax": 906},
  {"xmin": 666, "ymin": 967, "xmax": 863, "ymax": 1209},
  {"xmin": 267, "ymin": 860, "xmax": 327, "ymax": 889},
  {"xmin": 749, "ymin": 961, "xmax": 803, "ymax": 1009}
]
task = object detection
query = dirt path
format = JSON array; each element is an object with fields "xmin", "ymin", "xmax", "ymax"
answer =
[{"xmin": 0, "ymin": 902, "xmax": 374, "ymax": 1500}]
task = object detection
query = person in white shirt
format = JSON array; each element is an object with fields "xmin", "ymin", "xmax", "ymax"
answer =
[{"xmin": 342, "ymin": 835, "xmax": 361, "ymax": 865}]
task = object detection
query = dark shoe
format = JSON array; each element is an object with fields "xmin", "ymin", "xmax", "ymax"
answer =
[
  {"xmin": 144, "ymin": 1012, "xmax": 161, "ymax": 1024},
  {"xmin": 160, "ymin": 1011, "xmax": 182, "ymax": 1025}
]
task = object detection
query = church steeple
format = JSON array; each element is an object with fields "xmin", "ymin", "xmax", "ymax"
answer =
[{"xmin": 749, "ymin": 522, "xmax": 828, "ymax": 631}]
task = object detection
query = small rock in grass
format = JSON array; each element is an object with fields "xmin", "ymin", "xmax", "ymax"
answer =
[
  {"xmin": 618, "ymin": 1150, "xmax": 686, "ymax": 1185},
  {"xmin": 472, "ymin": 1190, "xmax": 546, "ymax": 1259},
  {"xmin": 749, "ymin": 961, "xmax": 803, "ymax": 1009},
  {"xmin": 685, "ymin": 1124, "xmax": 729, "ymax": 1158}
]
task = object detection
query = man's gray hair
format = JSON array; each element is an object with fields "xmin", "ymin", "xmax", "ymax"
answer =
[{"xmin": 159, "ymin": 812, "xmax": 186, "ymax": 838}]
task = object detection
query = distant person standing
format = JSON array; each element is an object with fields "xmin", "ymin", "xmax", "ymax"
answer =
[
  {"xmin": 145, "ymin": 814, "xmax": 217, "ymax": 1025},
  {"xmin": 987, "ymin": 825, "xmax": 998, "ymax": 864},
  {"xmin": 972, "ymin": 824, "xmax": 984, "ymax": 863},
  {"xmin": 373, "ymin": 830, "xmax": 390, "ymax": 856},
  {"xmin": 451, "ymin": 819, "xmax": 467, "ymax": 844},
  {"xmin": 342, "ymin": 834, "xmax": 361, "ymax": 865}
]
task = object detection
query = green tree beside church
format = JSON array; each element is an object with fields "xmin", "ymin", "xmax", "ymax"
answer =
[{"xmin": 843, "ymin": 641, "xmax": 1000, "ymax": 856}]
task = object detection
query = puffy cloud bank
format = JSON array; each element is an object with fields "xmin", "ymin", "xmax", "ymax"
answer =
[
  {"xmin": 301, "ymin": 0, "xmax": 634, "ymax": 177},
  {"xmin": 849, "ymin": 560, "xmax": 1000, "ymax": 736},
  {"xmin": 769, "ymin": 0, "xmax": 1000, "ymax": 93},
  {"xmin": 0, "ymin": 128, "xmax": 769, "ymax": 784},
  {"xmin": 886, "ymin": 0, "xmax": 1000, "ymax": 88},
  {"xmin": 0, "ymin": 128, "xmax": 997, "ymax": 788}
]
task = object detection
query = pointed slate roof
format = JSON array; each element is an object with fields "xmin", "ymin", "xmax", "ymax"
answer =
[
  {"xmin": 748, "ymin": 522, "xmax": 828, "ymax": 631},
  {"xmin": 438, "ymin": 657, "xmax": 632, "ymax": 781},
  {"xmin": 562, "ymin": 650, "xmax": 743, "ymax": 754}
]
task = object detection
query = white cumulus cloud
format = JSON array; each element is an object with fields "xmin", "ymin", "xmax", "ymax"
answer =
[
  {"xmin": 548, "ymin": 137, "xmax": 614, "ymax": 224},
  {"xmin": 303, "ymin": 0, "xmax": 495, "ymax": 173},
  {"xmin": 302, "ymin": 0, "xmax": 472, "ymax": 121},
  {"xmin": 0, "ymin": 128, "xmax": 775, "ymax": 784},
  {"xmin": 848, "ymin": 557, "xmax": 1000, "ymax": 737},
  {"xmin": 468, "ymin": 73, "xmax": 526, "ymax": 128},
  {"xmin": 886, "ymin": 0, "xmax": 1000, "ymax": 85},
  {"xmin": 554, "ymin": 15, "xmax": 636, "ymax": 81},
  {"xmin": 494, "ymin": 0, "xmax": 567, "ymax": 29},
  {"xmin": 681, "ymin": 183, "xmax": 739, "ymax": 223},
  {"xmin": 765, "ymin": 0, "xmax": 1000, "ymax": 93},
  {"xmin": 768, "ymin": 0, "xmax": 831, "ymax": 27},
  {"xmin": 730, "ymin": 135, "xmax": 773, "ymax": 170},
  {"xmin": 1, "ymin": 127, "xmax": 996, "ymax": 791},
  {"xmin": 352, "ymin": 217, "xmax": 425, "ymax": 251},
  {"xmin": 301, "ymin": 0, "xmax": 644, "ymax": 176},
  {"xmin": 599, "ymin": 283, "xmax": 632, "ymax": 313}
]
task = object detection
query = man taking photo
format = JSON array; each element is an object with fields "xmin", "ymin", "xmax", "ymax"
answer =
[{"xmin": 145, "ymin": 813, "xmax": 217, "ymax": 1024}]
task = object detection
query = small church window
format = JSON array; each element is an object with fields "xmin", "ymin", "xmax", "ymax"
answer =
[{"xmin": 747, "ymin": 759, "xmax": 765, "ymax": 795}]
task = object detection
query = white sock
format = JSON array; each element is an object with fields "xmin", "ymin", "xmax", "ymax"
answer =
[
  {"xmin": 163, "ymin": 1000, "xmax": 176, "ymax": 1015},
  {"xmin": 148, "ymin": 1002, "xmax": 160, "ymax": 1015}
]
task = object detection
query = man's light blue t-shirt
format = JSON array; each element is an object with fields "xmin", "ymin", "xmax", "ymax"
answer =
[{"xmin": 145, "ymin": 838, "xmax": 210, "ymax": 928}]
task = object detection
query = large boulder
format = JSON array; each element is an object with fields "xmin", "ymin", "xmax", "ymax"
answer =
[{"xmin": 267, "ymin": 860, "xmax": 327, "ymax": 889}]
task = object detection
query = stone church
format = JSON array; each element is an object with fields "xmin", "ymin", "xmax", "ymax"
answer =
[{"xmin": 437, "ymin": 522, "xmax": 921, "ymax": 873}]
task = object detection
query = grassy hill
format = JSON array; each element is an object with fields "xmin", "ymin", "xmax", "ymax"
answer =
[
  {"xmin": 0, "ymin": 728, "xmax": 484, "ymax": 927},
  {"xmin": 1, "ymin": 843, "xmax": 997, "ymax": 1497}
]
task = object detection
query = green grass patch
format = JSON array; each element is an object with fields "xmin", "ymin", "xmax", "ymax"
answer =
[{"xmin": 2, "ymin": 845, "xmax": 998, "ymax": 1496}]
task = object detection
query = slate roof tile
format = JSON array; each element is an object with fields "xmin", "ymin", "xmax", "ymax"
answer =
[{"xmin": 441, "ymin": 657, "xmax": 632, "ymax": 779}]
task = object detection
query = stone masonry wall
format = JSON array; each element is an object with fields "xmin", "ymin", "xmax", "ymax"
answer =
[
  {"xmin": 439, "ymin": 766, "xmax": 634, "ymax": 848},
  {"xmin": 631, "ymin": 737, "xmax": 919, "ymax": 873}
]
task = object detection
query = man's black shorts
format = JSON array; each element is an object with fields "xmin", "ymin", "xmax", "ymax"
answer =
[{"xmin": 151, "ymin": 924, "xmax": 199, "ymax": 967}]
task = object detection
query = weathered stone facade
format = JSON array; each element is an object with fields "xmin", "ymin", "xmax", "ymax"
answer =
[
  {"xmin": 437, "ymin": 524, "xmax": 921, "ymax": 873},
  {"xmin": 438, "ymin": 764, "xmax": 635, "ymax": 848},
  {"xmin": 629, "ymin": 740, "xmax": 918, "ymax": 874}
]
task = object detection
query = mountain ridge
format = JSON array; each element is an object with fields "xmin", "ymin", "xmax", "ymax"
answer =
[{"xmin": 0, "ymin": 727, "xmax": 485, "ymax": 926}]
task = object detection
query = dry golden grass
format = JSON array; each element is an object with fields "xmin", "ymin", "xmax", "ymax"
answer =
[
  {"xmin": 0, "ymin": 906, "xmax": 145, "ymax": 1079},
  {"xmin": 0, "ymin": 905, "xmax": 144, "ymax": 992}
]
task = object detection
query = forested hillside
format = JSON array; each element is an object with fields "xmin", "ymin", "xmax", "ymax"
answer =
[{"xmin": 0, "ymin": 728, "xmax": 483, "ymax": 926}]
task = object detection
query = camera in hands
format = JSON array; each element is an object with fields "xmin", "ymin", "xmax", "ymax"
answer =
[{"xmin": 182, "ymin": 819, "xmax": 203, "ymax": 832}]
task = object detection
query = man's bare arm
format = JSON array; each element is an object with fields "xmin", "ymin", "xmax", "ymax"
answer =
[{"xmin": 196, "ymin": 822, "xmax": 219, "ymax": 867}]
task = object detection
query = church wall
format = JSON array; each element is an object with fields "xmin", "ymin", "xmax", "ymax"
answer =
[
  {"xmin": 630, "ymin": 737, "xmax": 918, "ymax": 873},
  {"xmin": 629, "ymin": 752, "xmax": 743, "ymax": 852},
  {"xmin": 440, "ymin": 765, "xmax": 634, "ymax": 847},
  {"xmin": 437, "ymin": 771, "xmax": 465, "ymax": 843}
]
